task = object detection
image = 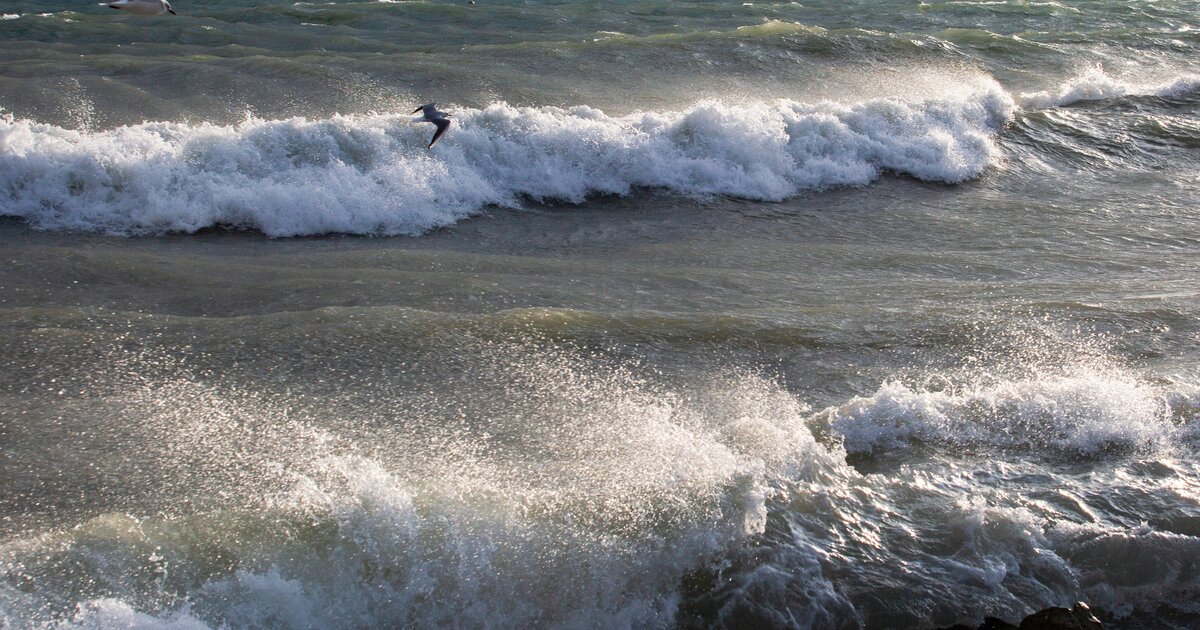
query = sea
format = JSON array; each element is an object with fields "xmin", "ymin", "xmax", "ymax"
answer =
[{"xmin": 1, "ymin": 0, "xmax": 1198, "ymax": 628}]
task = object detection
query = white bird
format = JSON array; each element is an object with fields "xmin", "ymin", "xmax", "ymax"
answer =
[
  {"xmin": 412, "ymin": 102, "xmax": 451, "ymax": 149},
  {"xmin": 102, "ymin": 0, "xmax": 176, "ymax": 16}
]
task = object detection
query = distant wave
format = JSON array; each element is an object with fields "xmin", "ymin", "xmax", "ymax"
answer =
[
  {"xmin": 1020, "ymin": 68, "xmax": 1200, "ymax": 109},
  {"xmin": 0, "ymin": 83, "xmax": 1012, "ymax": 237}
]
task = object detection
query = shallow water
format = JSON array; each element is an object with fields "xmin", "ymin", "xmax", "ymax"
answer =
[{"xmin": 2, "ymin": 1, "xmax": 1200, "ymax": 628}]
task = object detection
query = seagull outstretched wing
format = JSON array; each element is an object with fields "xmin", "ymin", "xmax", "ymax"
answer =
[{"xmin": 429, "ymin": 118, "xmax": 451, "ymax": 148}]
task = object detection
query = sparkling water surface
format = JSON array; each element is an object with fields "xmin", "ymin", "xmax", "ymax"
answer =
[{"xmin": 1, "ymin": 1, "xmax": 1199, "ymax": 628}]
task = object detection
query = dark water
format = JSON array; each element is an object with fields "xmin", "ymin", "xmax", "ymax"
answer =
[{"xmin": 1, "ymin": 1, "xmax": 1199, "ymax": 628}]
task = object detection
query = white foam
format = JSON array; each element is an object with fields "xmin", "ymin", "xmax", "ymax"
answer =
[
  {"xmin": 3, "ymin": 341, "xmax": 1199, "ymax": 627},
  {"xmin": 822, "ymin": 369, "xmax": 1183, "ymax": 455},
  {"xmin": 1020, "ymin": 68, "xmax": 1200, "ymax": 109},
  {"xmin": 57, "ymin": 600, "xmax": 209, "ymax": 630},
  {"xmin": 0, "ymin": 83, "xmax": 1013, "ymax": 236}
]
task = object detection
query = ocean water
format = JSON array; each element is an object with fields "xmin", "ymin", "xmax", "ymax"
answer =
[{"xmin": 2, "ymin": 0, "xmax": 1199, "ymax": 628}]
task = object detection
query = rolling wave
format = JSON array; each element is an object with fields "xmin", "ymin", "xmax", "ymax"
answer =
[
  {"xmin": 1020, "ymin": 68, "xmax": 1200, "ymax": 109},
  {"xmin": 4, "ymin": 67, "xmax": 1195, "ymax": 238},
  {"xmin": 0, "ymin": 82, "xmax": 1012, "ymax": 236}
]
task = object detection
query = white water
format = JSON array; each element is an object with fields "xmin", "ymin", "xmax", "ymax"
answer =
[
  {"xmin": 1019, "ymin": 68, "xmax": 1200, "ymax": 109},
  {"xmin": 2, "ymin": 338, "xmax": 1199, "ymax": 629},
  {"xmin": 0, "ymin": 81, "xmax": 1012, "ymax": 236},
  {"xmin": 0, "ymin": 349, "xmax": 844, "ymax": 629},
  {"xmin": 826, "ymin": 370, "xmax": 1189, "ymax": 456},
  {"xmin": 9, "ymin": 67, "xmax": 1196, "ymax": 239}
]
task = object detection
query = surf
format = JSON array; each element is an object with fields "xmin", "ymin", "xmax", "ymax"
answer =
[{"xmin": 0, "ymin": 81, "xmax": 1013, "ymax": 237}]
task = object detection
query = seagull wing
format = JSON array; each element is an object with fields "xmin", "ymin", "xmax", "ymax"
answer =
[{"xmin": 428, "ymin": 118, "xmax": 451, "ymax": 148}]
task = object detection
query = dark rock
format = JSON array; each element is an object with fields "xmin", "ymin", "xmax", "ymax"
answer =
[
  {"xmin": 928, "ymin": 603, "xmax": 1103, "ymax": 630},
  {"xmin": 1018, "ymin": 606, "xmax": 1088, "ymax": 630},
  {"xmin": 1071, "ymin": 602, "xmax": 1103, "ymax": 629}
]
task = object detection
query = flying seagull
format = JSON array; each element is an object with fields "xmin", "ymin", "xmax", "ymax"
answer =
[
  {"xmin": 103, "ymin": 0, "xmax": 176, "ymax": 15},
  {"xmin": 412, "ymin": 102, "xmax": 451, "ymax": 149}
]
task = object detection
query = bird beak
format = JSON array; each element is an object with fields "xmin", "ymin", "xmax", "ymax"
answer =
[
  {"xmin": 168, "ymin": 8, "xmax": 176, "ymax": 13},
  {"xmin": 411, "ymin": 107, "xmax": 422, "ymax": 114}
]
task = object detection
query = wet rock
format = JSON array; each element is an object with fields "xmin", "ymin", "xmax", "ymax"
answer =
[
  {"xmin": 1071, "ymin": 602, "xmax": 1103, "ymax": 630},
  {"xmin": 1018, "ymin": 607, "xmax": 1077, "ymax": 629},
  {"xmin": 1018, "ymin": 602, "xmax": 1104, "ymax": 630},
  {"xmin": 933, "ymin": 602, "xmax": 1103, "ymax": 630}
]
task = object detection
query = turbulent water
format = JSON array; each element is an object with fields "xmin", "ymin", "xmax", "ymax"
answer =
[{"xmin": 2, "ymin": 1, "xmax": 1199, "ymax": 628}]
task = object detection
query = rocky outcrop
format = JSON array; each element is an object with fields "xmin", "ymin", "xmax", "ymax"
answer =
[{"xmin": 937, "ymin": 602, "xmax": 1103, "ymax": 630}]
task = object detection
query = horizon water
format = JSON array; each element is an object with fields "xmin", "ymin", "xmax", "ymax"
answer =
[{"xmin": 2, "ymin": 1, "xmax": 1200, "ymax": 628}]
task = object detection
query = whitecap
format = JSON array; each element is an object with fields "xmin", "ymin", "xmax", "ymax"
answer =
[
  {"xmin": 1021, "ymin": 68, "xmax": 1200, "ymax": 109},
  {"xmin": 0, "ymin": 83, "xmax": 1013, "ymax": 237}
]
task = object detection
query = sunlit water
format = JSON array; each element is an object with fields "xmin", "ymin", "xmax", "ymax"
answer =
[{"xmin": 2, "ymin": 1, "xmax": 1199, "ymax": 628}]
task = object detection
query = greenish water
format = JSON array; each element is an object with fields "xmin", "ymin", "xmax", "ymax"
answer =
[{"xmin": 1, "ymin": 1, "xmax": 1199, "ymax": 628}]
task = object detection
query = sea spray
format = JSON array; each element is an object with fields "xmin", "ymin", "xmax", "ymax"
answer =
[{"xmin": 0, "ymin": 342, "xmax": 845, "ymax": 629}]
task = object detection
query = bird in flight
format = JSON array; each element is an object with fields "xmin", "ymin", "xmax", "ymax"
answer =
[{"xmin": 412, "ymin": 103, "xmax": 451, "ymax": 149}]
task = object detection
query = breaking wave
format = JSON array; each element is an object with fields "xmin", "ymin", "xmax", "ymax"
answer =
[
  {"xmin": 0, "ymin": 345, "xmax": 844, "ymax": 629},
  {"xmin": 0, "ymin": 82, "xmax": 1012, "ymax": 236},
  {"xmin": 2, "ymin": 337, "xmax": 1200, "ymax": 628},
  {"xmin": 1020, "ymin": 68, "xmax": 1200, "ymax": 109},
  {"xmin": 819, "ymin": 368, "xmax": 1198, "ymax": 456}
]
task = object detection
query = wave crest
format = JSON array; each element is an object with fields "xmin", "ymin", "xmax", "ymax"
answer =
[
  {"xmin": 821, "ymin": 371, "xmax": 1190, "ymax": 456},
  {"xmin": 0, "ymin": 84, "xmax": 1012, "ymax": 236},
  {"xmin": 1020, "ymin": 68, "xmax": 1200, "ymax": 109}
]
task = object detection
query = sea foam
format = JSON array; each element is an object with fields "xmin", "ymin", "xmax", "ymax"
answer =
[
  {"xmin": 0, "ymin": 83, "xmax": 1012, "ymax": 236},
  {"xmin": 1020, "ymin": 68, "xmax": 1200, "ymax": 109},
  {"xmin": 821, "ymin": 370, "xmax": 1188, "ymax": 456}
]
